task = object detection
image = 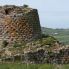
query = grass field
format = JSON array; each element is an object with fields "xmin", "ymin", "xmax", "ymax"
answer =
[
  {"xmin": 0, "ymin": 63, "xmax": 69, "ymax": 69},
  {"xmin": 54, "ymin": 35, "xmax": 69, "ymax": 45}
]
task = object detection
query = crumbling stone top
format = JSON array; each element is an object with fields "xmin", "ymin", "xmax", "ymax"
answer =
[{"xmin": 0, "ymin": 5, "xmax": 34, "ymax": 15}]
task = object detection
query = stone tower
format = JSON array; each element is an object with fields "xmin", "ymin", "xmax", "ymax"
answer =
[{"xmin": 0, "ymin": 5, "xmax": 41, "ymax": 46}]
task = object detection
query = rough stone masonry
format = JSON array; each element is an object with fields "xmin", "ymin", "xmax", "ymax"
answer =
[{"xmin": 0, "ymin": 5, "xmax": 41, "ymax": 46}]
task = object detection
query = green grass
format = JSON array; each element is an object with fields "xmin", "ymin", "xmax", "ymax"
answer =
[
  {"xmin": 0, "ymin": 63, "xmax": 69, "ymax": 69},
  {"xmin": 62, "ymin": 64, "xmax": 69, "ymax": 69},
  {"xmin": 54, "ymin": 35, "xmax": 69, "ymax": 45}
]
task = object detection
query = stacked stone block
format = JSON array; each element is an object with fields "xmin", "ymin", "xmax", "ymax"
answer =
[{"xmin": 0, "ymin": 5, "xmax": 41, "ymax": 45}]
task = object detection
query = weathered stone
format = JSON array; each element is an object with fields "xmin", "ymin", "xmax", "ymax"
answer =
[{"xmin": 0, "ymin": 5, "xmax": 41, "ymax": 46}]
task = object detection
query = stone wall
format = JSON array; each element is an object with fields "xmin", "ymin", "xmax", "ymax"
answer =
[{"xmin": 0, "ymin": 5, "xmax": 41, "ymax": 46}]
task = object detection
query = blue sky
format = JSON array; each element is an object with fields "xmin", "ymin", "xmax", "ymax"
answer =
[{"xmin": 0, "ymin": 0, "xmax": 69, "ymax": 28}]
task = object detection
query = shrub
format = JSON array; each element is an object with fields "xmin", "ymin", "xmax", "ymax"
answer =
[
  {"xmin": 42, "ymin": 34, "xmax": 50, "ymax": 38},
  {"xmin": 23, "ymin": 4, "xmax": 28, "ymax": 8},
  {"xmin": 13, "ymin": 41, "xmax": 22, "ymax": 48},
  {"xmin": 42, "ymin": 36, "xmax": 57, "ymax": 46}
]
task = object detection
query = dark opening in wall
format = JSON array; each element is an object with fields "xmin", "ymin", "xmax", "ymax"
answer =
[{"xmin": 5, "ymin": 9, "xmax": 9, "ymax": 15}]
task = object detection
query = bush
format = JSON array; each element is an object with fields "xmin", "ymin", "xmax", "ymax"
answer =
[
  {"xmin": 42, "ymin": 36, "xmax": 57, "ymax": 46},
  {"xmin": 23, "ymin": 4, "xmax": 28, "ymax": 8},
  {"xmin": 42, "ymin": 34, "xmax": 50, "ymax": 38},
  {"xmin": 13, "ymin": 41, "xmax": 22, "ymax": 48}
]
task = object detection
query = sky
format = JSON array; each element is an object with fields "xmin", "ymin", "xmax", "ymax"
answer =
[{"xmin": 0, "ymin": 0, "xmax": 69, "ymax": 29}]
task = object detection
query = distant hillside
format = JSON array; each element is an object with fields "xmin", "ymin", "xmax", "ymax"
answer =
[
  {"xmin": 41, "ymin": 27, "xmax": 69, "ymax": 45},
  {"xmin": 42, "ymin": 27, "xmax": 69, "ymax": 35}
]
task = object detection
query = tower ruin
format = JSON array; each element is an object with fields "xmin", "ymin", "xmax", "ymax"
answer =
[{"xmin": 0, "ymin": 5, "xmax": 41, "ymax": 46}]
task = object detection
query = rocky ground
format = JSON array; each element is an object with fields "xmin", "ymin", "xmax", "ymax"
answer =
[{"xmin": 0, "ymin": 36, "xmax": 69, "ymax": 64}]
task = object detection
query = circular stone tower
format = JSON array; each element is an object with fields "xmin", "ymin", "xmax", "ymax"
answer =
[{"xmin": 0, "ymin": 5, "xmax": 41, "ymax": 46}]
